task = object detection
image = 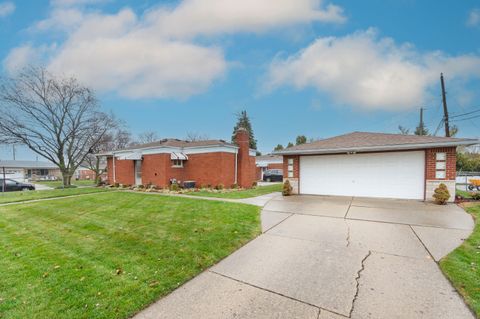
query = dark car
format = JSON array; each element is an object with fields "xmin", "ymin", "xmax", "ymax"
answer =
[
  {"xmin": 0, "ymin": 179, "xmax": 36, "ymax": 192},
  {"xmin": 262, "ymin": 169, "xmax": 283, "ymax": 182}
]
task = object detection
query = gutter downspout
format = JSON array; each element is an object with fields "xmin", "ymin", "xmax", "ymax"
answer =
[
  {"xmin": 112, "ymin": 153, "xmax": 116, "ymax": 183},
  {"xmin": 234, "ymin": 149, "xmax": 238, "ymax": 185}
]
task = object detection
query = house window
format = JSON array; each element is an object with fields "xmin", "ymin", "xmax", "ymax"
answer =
[
  {"xmin": 172, "ymin": 159, "xmax": 184, "ymax": 168},
  {"xmin": 287, "ymin": 158, "xmax": 294, "ymax": 178},
  {"xmin": 435, "ymin": 152, "xmax": 446, "ymax": 179}
]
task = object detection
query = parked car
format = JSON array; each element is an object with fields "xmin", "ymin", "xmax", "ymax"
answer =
[
  {"xmin": 262, "ymin": 169, "xmax": 283, "ymax": 182},
  {"xmin": 0, "ymin": 179, "xmax": 36, "ymax": 192}
]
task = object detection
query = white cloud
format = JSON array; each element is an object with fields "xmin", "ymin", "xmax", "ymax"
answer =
[
  {"xmin": 3, "ymin": 46, "xmax": 36, "ymax": 73},
  {"xmin": 145, "ymin": 0, "xmax": 346, "ymax": 38},
  {"xmin": 0, "ymin": 1, "xmax": 15, "ymax": 17},
  {"xmin": 44, "ymin": 9, "xmax": 227, "ymax": 99},
  {"xmin": 265, "ymin": 29, "xmax": 480, "ymax": 110},
  {"xmin": 467, "ymin": 8, "xmax": 480, "ymax": 27},
  {"xmin": 3, "ymin": 44, "xmax": 57, "ymax": 74},
  {"xmin": 5, "ymin": 0, "xmax": 345, "ymax": 99}
]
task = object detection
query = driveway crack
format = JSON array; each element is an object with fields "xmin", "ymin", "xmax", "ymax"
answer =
[
  {"xmin": 345, "ymin": 220, "xmax": 351, "ymax": 247},
  {"xmin": 349, "ymin": 250, "xmax": 371, "ymax": 317}
]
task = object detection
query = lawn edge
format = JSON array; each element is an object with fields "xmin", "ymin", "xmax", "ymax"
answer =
[{"xmin": 439, "ymin": 204, "xmax": 479, "ymax": 318}]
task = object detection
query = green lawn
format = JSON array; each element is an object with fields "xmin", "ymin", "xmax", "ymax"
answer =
[
  {"xmin": 35, "ymin": 180, "xmax": 96, "ymax": 188},
  {"xmin": 0, "ymin": 187, "xmax": 110, "ymax": 204},
  {"xmin": 0, "ymin": 192, "xmax": 260, "ymax": 319},
  {"xmin": 440, "ymin": 203, "xmax": 480, "ymax": 317},
  {"xmin": 456, "ymin": 189, "xmax": 473, "ymax": 199},
  {"xmin": 189, "ymin": 183, "xmax": 282, "ymax": 199}
]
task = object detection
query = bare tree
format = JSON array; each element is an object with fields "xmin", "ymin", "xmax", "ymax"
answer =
[
  {"xmin": 186, "ymin": 131, "xmax": 209, "ymax": 142},
  {"xmin": 0, "ymin": 66, "xmax": 115, "ymax": 186},
  {"xmin": 136, "ymin": 131, "xmax": 159, "ymax": 144},
  {"xmin": 82, "ymin": 127, "xmax": 132, "ymax": 184},
  {"xmin": 398, "ymin": 125, "xmax": 410, "ymax": 135}
]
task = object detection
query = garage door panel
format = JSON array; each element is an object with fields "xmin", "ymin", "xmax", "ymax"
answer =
[{"xmin": 299, "ymin": 152, "xmax": 425, "ymax": 200}]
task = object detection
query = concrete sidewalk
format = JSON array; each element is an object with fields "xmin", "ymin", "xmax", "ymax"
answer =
[{"xmin": 135, "ymin": 195, "xmax": 475, "ymax": 319}]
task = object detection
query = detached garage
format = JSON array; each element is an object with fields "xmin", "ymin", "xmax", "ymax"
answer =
[{"xmin": 276, "ymin": 132, "xmax": 478, "ymax": 201}]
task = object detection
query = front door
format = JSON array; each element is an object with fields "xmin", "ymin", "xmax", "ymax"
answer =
[{"xmin": 134, "ymin": 160, "xmax": 142, "ymax": 185}]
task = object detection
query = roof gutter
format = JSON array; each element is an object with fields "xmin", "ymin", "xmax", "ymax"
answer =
[
  {"xmin": 96, "ymin": 143, "xmax": 239, "ymax": 157},
  {"xmin": 274, "ymin": 139, "xmax": 480, "ymax": 156}
]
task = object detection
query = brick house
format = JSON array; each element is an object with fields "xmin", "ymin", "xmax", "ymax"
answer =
[
  {"xmin": 255, "ymin": 154, "xmax": 283, "ymax": 180},
  {"xmin": 275, "ymin": 132, "xmax": 478, "ymax": 202},
  {"xmin": 101, "ymin": 128, "xmax": 256, "ymax": 188}
]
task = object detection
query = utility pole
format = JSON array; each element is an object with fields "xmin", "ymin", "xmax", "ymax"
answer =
[
  {"xmin": 12, "ymin": 145, "xmax": 15, "ymax": 160},
  {"xmin": 440, "ymin": 73, "xmax": 450, "ymax": 137},
  {"xmin": 420, "ymin": 107, "xmax": 424, "ymax": 130}
]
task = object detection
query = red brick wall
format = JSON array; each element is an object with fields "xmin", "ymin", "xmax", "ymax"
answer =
[
  {"xmin": 107, "ymin": 157, "xmax": 113, "ymax": 183},
  {"xmin": 140, "ymin": 152, "xmax": 237, "ymax": 188},
  {"xmin": 142, "ymin": 154, "xmax": 170, "ymax": 187},
  {"xmin": 267, "ymin": 163, "xmax": 283, "ymax": 170},
  {"xmin": 425, "ymin": 147, "xmax": 456, "ymax": 180},
  {"xmin": 107, "ymin": 158, "xmax": 135, "ymax": 185},
  {"xmin": 256, "ymin": 167, "xmax": 262, "ymax": 180},
  {"xmin": 235, "ymin": 128, "xmax": 256, "ymax": 188},
  {"xmin": 106, "ymin": 138, "xmax": 256, "ymax": 188},
  {"xmin": 283, "ymin": 155, "xmax": 300, "ymax": 178},
  {"xmin": 183, "ymin": 152, "xmax": 236, "ymax": 187}
]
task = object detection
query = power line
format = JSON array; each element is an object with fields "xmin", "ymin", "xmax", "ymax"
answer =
[
  {"xmin": 450, "ymin": 108, "xmax": 480, "ymax": 119},
  {"xmin": 450, "ymin": 114, "xmax": 480, "ymax": 123},
  {"xmin": 433, "ymin": 118, "xmax": 444, "ymax": 136}
]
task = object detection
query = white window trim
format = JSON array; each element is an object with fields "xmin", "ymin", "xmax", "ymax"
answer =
[
  {"xmin": 436, "ymin": 152, "xmax": 446, "ymax": 161},
  {"xmin": 172, "ymin": 159, "xmax": 184, "ymax": 168},
  {"xmin": 435, "ymin": 152, "xmax": 446, "ymax": 179}
]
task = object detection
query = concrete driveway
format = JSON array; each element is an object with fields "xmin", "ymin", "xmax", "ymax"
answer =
[{"xmin": 135, "ymin": 195, "xmax": 475, "ymax": 319}]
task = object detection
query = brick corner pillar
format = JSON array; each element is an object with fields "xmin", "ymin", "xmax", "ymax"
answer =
[{"xmin": 235, "ymin": 128, "xmax": 254, "ymax": 188}]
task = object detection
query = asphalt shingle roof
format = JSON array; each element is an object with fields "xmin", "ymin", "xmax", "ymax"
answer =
[{"xmin": 277, "ymin": 132, "xmax": 478, "ymax": 154}]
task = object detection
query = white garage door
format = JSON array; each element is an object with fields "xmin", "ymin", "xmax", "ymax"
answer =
[{"xmin": 300, "ymin": 151, "xmax": 425, "ymax": 200}]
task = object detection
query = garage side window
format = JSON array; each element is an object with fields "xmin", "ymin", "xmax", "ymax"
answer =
[
  {"xmin": 287, "ymin": 158, "xmax": 294, "ymax": 178},
  {"xmin": 435, "ymin": 152, "xmax": 446, "ymax": 179}
]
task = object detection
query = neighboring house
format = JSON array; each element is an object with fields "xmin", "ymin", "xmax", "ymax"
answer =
[
  {"xmin": 75, "ymin": 166, "xmax": 107, "ymax": 181},
  {"xmin": 275, "ymin": 132, "xmax": 479, "ymax": 202},
  {"xmin": 255, "ymin": 154, "xmax": 283, "ymax": 180},
  {"xmin": 100, "ymin": 128, "xmax": 256, "ymax": 188},
  {"xmin": 0, "ymin": 160, "xmax": 60, "ymax": 182}
]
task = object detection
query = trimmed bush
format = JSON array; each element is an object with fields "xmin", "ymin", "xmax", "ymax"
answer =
[
  {"xmin": 215, "ymin": 184, "xmax": 224, "ymax": 190},
  {"xmin": 169, "ymin": 183, "xmax": 180, "ymax": 192},
  {"xmin": 252, "ymin": 181, "xmax": 258, "ymax": 188},
  {"xmin": 282, "ymin": 180, "xmax": 293, "ymax": 196},
  {"xmin": 433, "ymin": 183, "xmax": 450, "ymax": 205},
  {"xmin": 231, "ymin": 183, "xmax": 239, "ymax": 189}
]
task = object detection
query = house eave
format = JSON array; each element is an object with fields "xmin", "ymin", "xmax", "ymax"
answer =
[
  {"xmin": 274, "ymin": 140, "xmax": 480, "ymax": 156},
  {"xmin": 97, "ymin": 144, "xmax": 239, "ymax": 157}
]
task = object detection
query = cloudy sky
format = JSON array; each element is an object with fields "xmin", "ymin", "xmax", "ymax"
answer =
[{"xmin": 1, "ymin": 0, "xmax": 480, "ymax": 160}]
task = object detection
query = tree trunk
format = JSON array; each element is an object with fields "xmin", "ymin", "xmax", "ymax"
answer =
[
  {"xmin": 61, "ymin": 170, "xmax": 72, "ymax": 187},
  {"xmin": 94, "ymin": 172, "xmax": 101, "ymax": 186},
  {"xmin": 94, "ymin": 157, "xmax": 101, "ymax": 186}
]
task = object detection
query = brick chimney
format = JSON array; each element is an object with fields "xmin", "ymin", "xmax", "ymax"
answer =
[{"xmin": 235, "ymin": 127, "xmax": 254, "ymax": 188}]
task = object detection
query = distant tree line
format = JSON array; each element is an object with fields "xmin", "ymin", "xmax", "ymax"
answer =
[
  {"xmin": 273, "ymin": 135, "xmax": 319, "ymax": 152},
  {"xmin": 457, "ymin": 152, "xmax": 480, "ymax": 172}
]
